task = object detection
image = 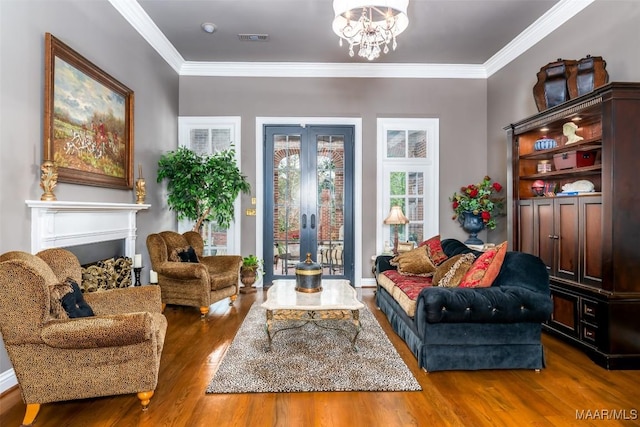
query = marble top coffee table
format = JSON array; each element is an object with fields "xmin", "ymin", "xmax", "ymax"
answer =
[{"xmin": 261, "ymin": 279, "xmax": 364, "ymax": 351}]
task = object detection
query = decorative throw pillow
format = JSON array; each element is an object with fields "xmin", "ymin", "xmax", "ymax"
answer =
[
  {"xmin": 60, "ymin": 277, "xmax": 95, "ymax": 318},
  {"xmin": 389, "ymin": 246, "xmax": 436, "ymax": 277},
  {"xmin": 458, "ymin": 242, "xmax": 508, "ymax": 288},
  {"xmin": 113, "ymin": 256, "xmax": 132, "ymax": 288},
  {"xmin": 49, "ymin": 282, "xmax": 74, "ymax": 320},
  {"xmin": 419, "ymin": 235, "xmax": 449, "ymax": 266},
  {"xmin": 169, "ymin": 246, "xmax": 199, "ymax": 263},
  {"xmin": 433, "ymin": 253, "xmax": 476, "ymax": 288}
]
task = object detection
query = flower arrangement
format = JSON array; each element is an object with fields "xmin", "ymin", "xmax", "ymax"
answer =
[{"xmin": 450, "ymin": 176, "xmax": 504, "ymax": 230}]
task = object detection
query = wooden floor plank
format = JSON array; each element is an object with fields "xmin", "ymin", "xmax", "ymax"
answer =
[{"xmin": 1, "ymin": 288, "xmax": 639, "ymax": 426}]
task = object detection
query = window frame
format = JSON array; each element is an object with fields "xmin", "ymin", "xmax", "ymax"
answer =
[
  {"xmin": 376, "ymin": 118, "xmax": 439, "ymax": 254},
  {"xmin": 177, "ymin": 116, "xmax": 242, "ymax": 255}
]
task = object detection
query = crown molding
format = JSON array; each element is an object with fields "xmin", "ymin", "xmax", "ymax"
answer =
[
  {"xmin": 108, "ymin": 0, "xmax": 184, "ymax": 73},
  {"xmin": 180, "ymin": 61, "xmax": 487, "ymax": 79},
  {"xmin": 112, "ymin": 0, "xmax": 594, "ymax": 79},
  {"xmin": 484, "ymin": 0, "xmax": 596, "ymax": 77}
]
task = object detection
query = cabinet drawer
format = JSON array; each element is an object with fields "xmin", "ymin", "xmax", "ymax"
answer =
[
  {"xmin": 582, "ymin": 323, "xmax": 598, "ymax": 344},
  {"xmin": 581, "ymin": 299, "xmax": 598, "ymax": 322}
]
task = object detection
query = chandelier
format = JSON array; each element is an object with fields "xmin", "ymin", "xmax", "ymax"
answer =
[{"xmin": 332, "ymin": 0, "xmax": 409, "ymax": 61}]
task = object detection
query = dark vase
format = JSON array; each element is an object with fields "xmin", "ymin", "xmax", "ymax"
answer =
[{"xmin": 458, "ymin": 211, "xmax": 485, "ymax": 245}]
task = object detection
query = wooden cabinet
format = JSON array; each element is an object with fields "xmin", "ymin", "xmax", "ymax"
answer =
[{"xmin": 507, "ymin": 83, "xmax": 640, "ymax": 369}]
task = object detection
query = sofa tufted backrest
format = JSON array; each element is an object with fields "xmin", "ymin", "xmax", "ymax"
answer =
[{"xmin": 441, "ymin": 238, "xmax": 549, "ymax": 294}]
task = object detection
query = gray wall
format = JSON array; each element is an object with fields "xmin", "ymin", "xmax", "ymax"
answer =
[
  {"xmin": 179, "ymin": 76, "xmax": 489, "ymax": 277},
  {"xmin": 487, "ymin": 0, "xmax": 640, "ymax": 242},
  {"xmin": 0, "ymin": 0, "xmax": 178, "ymax": 377}
]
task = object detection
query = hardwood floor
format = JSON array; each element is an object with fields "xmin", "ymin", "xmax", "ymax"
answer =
[{"xmin": 1, "ymin": 288, "xmax": 639, "ymax": 427}]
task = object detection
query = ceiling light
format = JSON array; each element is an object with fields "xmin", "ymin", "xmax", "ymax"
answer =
[
  {"xmin": 201, "ymin": 23, "xmax": 216, "ymax": 34},
  {"xmin": 332, "ymin": 0, "xmax": 409, "ymax": 61}
]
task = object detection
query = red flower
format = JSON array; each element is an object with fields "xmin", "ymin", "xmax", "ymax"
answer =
[
  {"xmin": 492, "ymin": 182, "xmax": 503, "ymax": 192},
  {"xmin": 481, "ymin": 211, "xmax": 491, "ymax": 221},
  {"xmin": 469, "ymin": 189, "xmax": 479, "ymax": 198},
  {"xmin": 452, "ymin": 201, "xmax": 459, "ymax": 209}
]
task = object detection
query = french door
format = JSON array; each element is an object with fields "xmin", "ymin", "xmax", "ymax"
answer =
[{"xmin": 263, "ymin": 125, "xmax": 354, "ymax": 286}]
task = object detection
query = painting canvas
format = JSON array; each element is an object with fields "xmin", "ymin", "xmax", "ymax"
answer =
[{"xmin": 44, "ymin": 33, "xmax": 134, "ymax": 189}]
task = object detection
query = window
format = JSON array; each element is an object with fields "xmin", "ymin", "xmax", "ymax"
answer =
[
  {"xmin": 377, "ymin": 118, "xmax": 439, "ymax": 253},
  {"xmin": 177, "ymin": 117, "xmax": 242, "ymax": 255}
]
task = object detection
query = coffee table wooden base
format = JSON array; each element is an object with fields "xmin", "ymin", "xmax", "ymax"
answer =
[{"xmin": 265, "ymin": 309, "xmax": 362, "ymax": 351}]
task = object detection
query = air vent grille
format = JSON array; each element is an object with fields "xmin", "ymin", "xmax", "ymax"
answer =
[{"xmin": 238, "ymin": 34, "xmax": 269, "ymax": 42}]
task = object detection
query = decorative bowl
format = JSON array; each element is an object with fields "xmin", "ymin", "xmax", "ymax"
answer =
[{"xmin": 534, "ymin": 138, "xmax": 557, "ymax": 150}]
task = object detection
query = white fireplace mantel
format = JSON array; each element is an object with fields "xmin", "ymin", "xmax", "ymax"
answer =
[{"xmin": 26, "ymin": 200, "xmax": 150, "ymax": 258}]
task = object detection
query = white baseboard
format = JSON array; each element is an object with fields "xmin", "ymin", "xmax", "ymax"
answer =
[{"xmin": 0, "ymin": 368, "xmax": 17, "ymax": 394}]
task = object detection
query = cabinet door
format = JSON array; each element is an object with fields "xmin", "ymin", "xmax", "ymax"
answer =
[
  {"xmin": 580, "ymin": 196, "xmax": 603, "ymax": 287},
  {"xmin": 517, "ymin": 200, "xmax": 534, "ymax": 254},
  {"xmin": 555, "ymin": 197, "xmax": 579, "ymax": 282},
  {"xmin": 533, "ymin": 199, "xmax": 554, "ymax": 275}
]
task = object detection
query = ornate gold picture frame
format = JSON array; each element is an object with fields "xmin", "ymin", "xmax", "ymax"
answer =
[{"xmin": 44, "ymin": 33, "xmax": 134, "ymax": 189}]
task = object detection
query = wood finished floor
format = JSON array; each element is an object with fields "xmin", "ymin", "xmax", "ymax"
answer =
[{"xmin": 1, "ymin": 288, "xmax": 639, "ymax": 427}]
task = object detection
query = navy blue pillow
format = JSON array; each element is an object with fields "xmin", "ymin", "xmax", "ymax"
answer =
[
  {"xmin": 61, "ymin": 278, "xmax": 94, "ymax": 318},
  {"xmin": 177, "ymin": 246, "xmax": 199, "ymax": 263}
]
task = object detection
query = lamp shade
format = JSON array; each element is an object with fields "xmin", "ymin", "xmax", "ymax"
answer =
[{"xmin": 383, "ymin": 206, "xmax": 409, "ymax": 225}]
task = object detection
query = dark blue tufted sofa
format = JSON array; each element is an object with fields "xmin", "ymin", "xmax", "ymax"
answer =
[{"xmin": 375, "ymin": 239, "xmax": 553, "ymax": 372}]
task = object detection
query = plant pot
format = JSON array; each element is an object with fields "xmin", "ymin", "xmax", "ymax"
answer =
[
  {"xmin": 459, "ymin": 211, "xmax": 485, "ymax": 245},
  {"xmin": 240, "ymin": 267, "xmax": 258, "ymax": 293}
]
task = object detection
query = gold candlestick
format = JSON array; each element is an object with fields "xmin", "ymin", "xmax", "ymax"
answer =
[
  {"xmin": 40, "ymin": 160, "xmax": 58, "ymax": 201},
  {"xmin": 135, "ymin": 163, "xmax": 146, "ymax": 204}
]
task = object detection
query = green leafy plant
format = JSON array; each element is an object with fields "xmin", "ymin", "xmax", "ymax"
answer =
[
  {"xmin": 450, "ymin": 176, "xmax": 504, "ymax": 230},
  {"xmin": 242, "ymin": 254, "xmax": 259, "ymax": 268},
  {"xmin": 241, "ymin": 254, "xmax": 264, "ymax": 280},
  {"xmin": 157, "ymin": 146, "xmax": 251, "ymax": 232}
]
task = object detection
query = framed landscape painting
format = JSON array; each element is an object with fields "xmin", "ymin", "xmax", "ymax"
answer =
[{"xmin": 44, "ymin": 33, "xmax": 134, "ymax": 189}]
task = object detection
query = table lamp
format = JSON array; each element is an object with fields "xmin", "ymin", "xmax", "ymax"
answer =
[{"xmin": 384, "ymin": 206, "xmax": 409, "ymax": 255}]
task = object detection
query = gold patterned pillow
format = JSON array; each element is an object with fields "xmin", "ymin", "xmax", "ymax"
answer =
[
  {"xmin": 433, "ymin": 253, "xmax": 476, "ymax": 287},
  {"xmin": 389, "ymin": 246, "xmax": 436, "ymax": 277}
]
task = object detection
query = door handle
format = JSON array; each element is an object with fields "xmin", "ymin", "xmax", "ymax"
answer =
[
  {"xmin": 310, "ymin": 214, "xmax": 316, "ymax": 229},
  {"xmin": 302, "ymin": 214, "xmax": 307, "ymax": 229}
]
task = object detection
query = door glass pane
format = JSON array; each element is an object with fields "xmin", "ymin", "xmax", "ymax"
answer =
[
  {"xmin": 317, "ymin": 135, "xmax": 344, "ymax": 275},
  {"xmin": 272, "ymin": 134, "xmax": 301, "ymax": 276}
]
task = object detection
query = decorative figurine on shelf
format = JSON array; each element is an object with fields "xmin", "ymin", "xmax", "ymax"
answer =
[
  {"xmin": 531, "ymin": 180, "xmax": 546, "ymax": 197},
  {"xmin": 135, "ymin": 163, "xmax": 146, "ymax": 204},
  {"xmin": 40, "ymin": 160, "xmax": 58, "ymax": 201},
  {"xmin": 563, "ymin": 122, "xmax": 584, "ymax": 145}
]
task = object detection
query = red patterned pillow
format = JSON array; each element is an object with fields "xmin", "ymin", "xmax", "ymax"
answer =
[
  {"xmin": 419, "ymin": 235, "xmax": 448, "ymax": 266},
  {"xmin": 458, "ymin": 242, "xmax": 508, "ymax": 288}
]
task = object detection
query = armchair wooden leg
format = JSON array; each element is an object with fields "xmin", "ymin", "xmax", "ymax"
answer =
[
  {"xmin": 22, "ymin": 403, "xmax": 40, "ymax": 426},
  {"xmin": 137, "ymin": 391, "xmax": 154, "ymax": 410},
  {"xmin": 229, "ymin": 294, "xmax": 237, "ymax": 306},
  {"xmin": 200, "ymin": 306, "xmax": 209, "ymax": 318}
]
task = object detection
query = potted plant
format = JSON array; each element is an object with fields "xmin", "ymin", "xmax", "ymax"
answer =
[
  {"xmin": 157, "ymin": 146, "xmax": 251, "ymax": 232},
  {"xmin": 240, "ymin": 254, "xmax": 263, "ymax": 293},
  {"xmin": 450, "ymin": 176, "xmax": 503, "ymax": 244}
]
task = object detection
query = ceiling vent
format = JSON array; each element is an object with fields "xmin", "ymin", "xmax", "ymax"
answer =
[{"xmin": 238, "ymin": 34, "xmax": 269, "ymax": 42}]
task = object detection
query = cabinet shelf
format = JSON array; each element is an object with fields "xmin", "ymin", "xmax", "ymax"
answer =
[
  {"xmin": 520, "ymin": 164, "xmax": 601, "ymax": 180},
  {"xmin": 519, "ymin": 137, "xmax": 602, "ymax": 160}
]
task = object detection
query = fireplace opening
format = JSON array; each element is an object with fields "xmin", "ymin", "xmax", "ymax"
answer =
[{"xmin": 64, "ymin": 239, "xmax": 126, "ymax": 265}]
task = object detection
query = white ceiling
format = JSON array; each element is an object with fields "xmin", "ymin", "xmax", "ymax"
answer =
[{"xmin": 109, "ymin": 0, "xmax": 595, "ymax": 78}]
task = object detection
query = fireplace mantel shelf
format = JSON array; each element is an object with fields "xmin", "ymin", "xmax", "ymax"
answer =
[
  {"xmin": 26, "ymin": 200, "xmax": 150, "ymax": 256},
  {"xmin": 26, "ymin": 200, "xmax": 151, "ymax": 211}
]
